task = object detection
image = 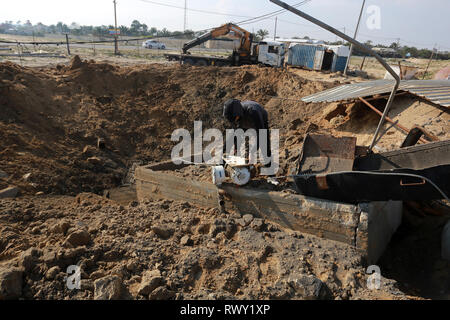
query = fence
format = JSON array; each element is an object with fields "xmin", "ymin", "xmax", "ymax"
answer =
[{"xmin": 0, "ymin": 32, "xmax": 234, "ymax": 66}]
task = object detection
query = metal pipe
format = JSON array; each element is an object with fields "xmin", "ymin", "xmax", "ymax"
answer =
[
  {"xmin": 269, "ymin": 0, "xmax": 401, "ymax": 151},
  {"xmin": 359, "ymin": 97, "xmax": 428, "ymax": 144},
  {"xmin": 344, "ymin": 0, "xmax": 366, "ymax": 75}
]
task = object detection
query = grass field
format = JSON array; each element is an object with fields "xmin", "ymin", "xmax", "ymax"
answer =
[
  {"xmin": 1, "ymin": 33, "xmax": 449, "ymax": 79},
  {"xmin": 347, "ymin": 55, "xmax": 449, "ymax": 80}
]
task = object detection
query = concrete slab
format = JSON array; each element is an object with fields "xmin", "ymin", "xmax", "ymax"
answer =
[
  {"xmin": 135, "ymin": 161, "xmax": 403, "ymax": 264},
  {"xmin": 357, "ymin": 201, "xmax": 403, "ymax": 264}
]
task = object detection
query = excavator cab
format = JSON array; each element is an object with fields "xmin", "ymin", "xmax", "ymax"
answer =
[
  {"xmin": 256, "ymin": 41, "xmax": 286, "ymax": 67},
  {"xmin": 172, "ymin": 23, "xmax": 285, "ymax": 67}
]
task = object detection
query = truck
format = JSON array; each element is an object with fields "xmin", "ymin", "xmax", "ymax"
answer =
[{"xmin": 164, "ymin": 23, "xmax": 285, "ymax": 68}]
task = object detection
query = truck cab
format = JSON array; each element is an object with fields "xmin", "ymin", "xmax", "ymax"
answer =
[{"xmin": 256, "ymin": 41, "xmax": 285, "ymax": 67}]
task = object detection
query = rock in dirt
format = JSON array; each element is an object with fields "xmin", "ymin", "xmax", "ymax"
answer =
[
  {"xmin": 51, "ymin": 220, "xmax": 71, "ymax": 235},
  {"xmin": 82, "ymin": 145, "xmax": 96, "ymax": 157},
  {"xmin": 0, "ymin": 267, "xmax": 23, "ymax": 300},
  {"xmin": 138, "ymin": 270, "xmax": 164, "ymax": 296},
  {"xmin": 70, "ymin": 55, "xmax": 83, "ymax": 70},
  {"xmin": 0, "ymin": 186, "xmax": 18, "ymax": 199},
  {"xmin": 149, "ymin": 286, "xmax": 175, "ymax": 300},
  {"xmin": 250, "ymin": 218, "xmax": 264, "ymax": 231},
  {"xmin": 18, "ymin": 247, "xmax": 41, "ymax": 272},
  {"xmin": 243, "ymin": 214, "xmax": 254, "ymax": 226},
  {"xmin": 65, "ymin": 229, "xmax": 91, "ymax": 247},
  {"xmin": 93, "ymin": 275, "xmax": 122, "ymax": 300},
  {"xmin": 288, "ymin": 274, "xmax": 325, "ymax": 300},
  {"xmin": 87, "ymin": 157, "xmax": 102, "ymax": 166},
  {"xmin": 236, "ymin": 218, "xmax": 247, "ymax": 228},
  {"xmin": 45, "ymin": 266, "xmax": 61, "ymax": 280},
  {"xmin": 90, "ymin": 270, "xmax": 106, "ymax": 281},
  {"xmin": 152, "ymin": 226, "xmax": 173, "ymax": 240},
  {"xmin": 180, "ymin": 235, "xmax": 193, "ymax": 246}
]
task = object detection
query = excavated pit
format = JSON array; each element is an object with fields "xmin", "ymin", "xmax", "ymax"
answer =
[{"xmin": 0, "ymin": 57, "xmax": 449, "ymax": 300}]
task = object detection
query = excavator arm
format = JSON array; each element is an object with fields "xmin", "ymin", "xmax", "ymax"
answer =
[{"xmin": 182, "ymin": 23, "xmax": 253, "ymax": 56}]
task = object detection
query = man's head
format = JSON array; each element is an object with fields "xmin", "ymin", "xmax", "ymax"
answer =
[{"xmin": 223, "ymin": 99, "xmax": 243, "ymax": 124}]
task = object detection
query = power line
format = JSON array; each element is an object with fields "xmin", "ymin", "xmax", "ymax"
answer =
[
  {"xmin": 138, "ymin": 0, "xmax": 253, "ymax": 18},
  {"xmin": 235, "ymin": 0, "xmax": 312, "ymax": 26}
]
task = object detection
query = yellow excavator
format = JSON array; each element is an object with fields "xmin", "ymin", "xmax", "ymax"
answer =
[{"xmin": 165, "ymin": 23, "xmax": 285, "ymax": 67}]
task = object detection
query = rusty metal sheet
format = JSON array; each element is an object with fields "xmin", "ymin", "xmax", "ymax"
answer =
[
  {"xmin": 298, "ymin": 134, "xmax": 356, "ymax": 174},
  {"xmin": 301, "ymin": 80, "xmax": 450, "ymax": 108}
]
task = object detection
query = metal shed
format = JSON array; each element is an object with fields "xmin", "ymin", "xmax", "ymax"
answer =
[
  {"xmin": 287, "ymin": 44, "xmax": 349, "ymax": 72},
  {"xmin": 287, "ymin": 44, "xmax": 325, "ymax": 70}
]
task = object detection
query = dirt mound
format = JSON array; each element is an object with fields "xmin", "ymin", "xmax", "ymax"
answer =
[
  {"xmin": 1, "ymin": 58, "xmax": 448, "ymax": 300},
  {"xmin": 0, "ymin": 194, "xmax": 411, "ymax": 300},
  {"xmin": 0, "ymin": 57, "xmax": 332, "ymax": 196}
]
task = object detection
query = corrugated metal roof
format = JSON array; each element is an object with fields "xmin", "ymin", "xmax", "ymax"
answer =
[{"xmin": 301, "ymin": 80, "xmax": 450, "ymax": 108}]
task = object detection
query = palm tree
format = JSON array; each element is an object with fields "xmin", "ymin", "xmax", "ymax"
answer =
[{"xmin": 256, "ymin": 29, "xmax": 269, "ymax": 41}]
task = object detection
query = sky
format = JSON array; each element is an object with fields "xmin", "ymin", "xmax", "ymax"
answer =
[{"xmin": 1, "ymin": 0, "xmax": 449, "ymax": 50}]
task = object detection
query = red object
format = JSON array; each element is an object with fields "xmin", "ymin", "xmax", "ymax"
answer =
[{"xmin": 434, "ymin": 66, "xmax": 450, "ymax": 80}]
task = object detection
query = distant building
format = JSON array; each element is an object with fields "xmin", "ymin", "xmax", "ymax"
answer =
[{"xmin": 372, "ymin": 47, "xmax": 401, "ymax": 58}]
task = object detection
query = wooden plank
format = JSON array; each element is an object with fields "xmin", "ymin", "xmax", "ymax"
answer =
[
  {"xmin": 135, "ymin": 167, "xmax": 218, "ymax": 208},
  {"xmin": 135, "ymin": 165, "xmax": 362, "ymax": 246}
]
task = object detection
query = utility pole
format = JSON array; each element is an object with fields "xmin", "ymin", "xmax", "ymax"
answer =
[
  {"xmin": 113, "ymin": 0, "xmax": 119, "ymax": 55},
  {"xmin": 65, "ymin": 34, "xmax": 71, "ymax": 55},
  {"xmin": 274, "ymin": 17, "xmax": 278, "ymax": 41},
  {"xmin": 344, "ymin": 0, "xmax": 366, "ymax": 75},
  {"xmin": 423, "ymin": 44, "xmax": 437, "ymax": 80},
  {"xmin": 184, "ymin": 0, "xmax": 187, "ymax": 32}
]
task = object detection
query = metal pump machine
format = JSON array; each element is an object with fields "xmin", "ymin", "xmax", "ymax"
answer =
[{"xmin": 211, "ymin": 156, "xmax": 256, "ymax": 186}]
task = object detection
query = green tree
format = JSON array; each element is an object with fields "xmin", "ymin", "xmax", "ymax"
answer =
[
  {"xmin": 389, "ymin": 41, "xmax": 399, "ymax": 51},
  {"xmin": 256, "ymin": 29, "xmax": 269, "ymax": 41},
  {"xmin": 130, "ymin": 20, "xmax": 142, "ymax": 34},
  {"xmin": 119, "ymin": 25, "xmax": 130, "ymax": 36}
]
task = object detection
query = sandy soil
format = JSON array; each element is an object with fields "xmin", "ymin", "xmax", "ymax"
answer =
[
  {"xmin": 0, "ymin": 193, "xmax": 416, "ymax": 300},
  {"xmin": 0, "ymin": 57, "xmax": 449, "ymax": 300},
  {"xmin": 348, "ymin": 56, "xmax": 450, "ymax": 80}
]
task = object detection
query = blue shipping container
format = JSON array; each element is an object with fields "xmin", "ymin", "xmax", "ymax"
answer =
[
  {"xmin": 333, "ymin": 56, "xmax": 348, "ymax": 72},
  {"xmin": 288, "ymin": 44, "xmax": 324, "ymax": 69}
]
